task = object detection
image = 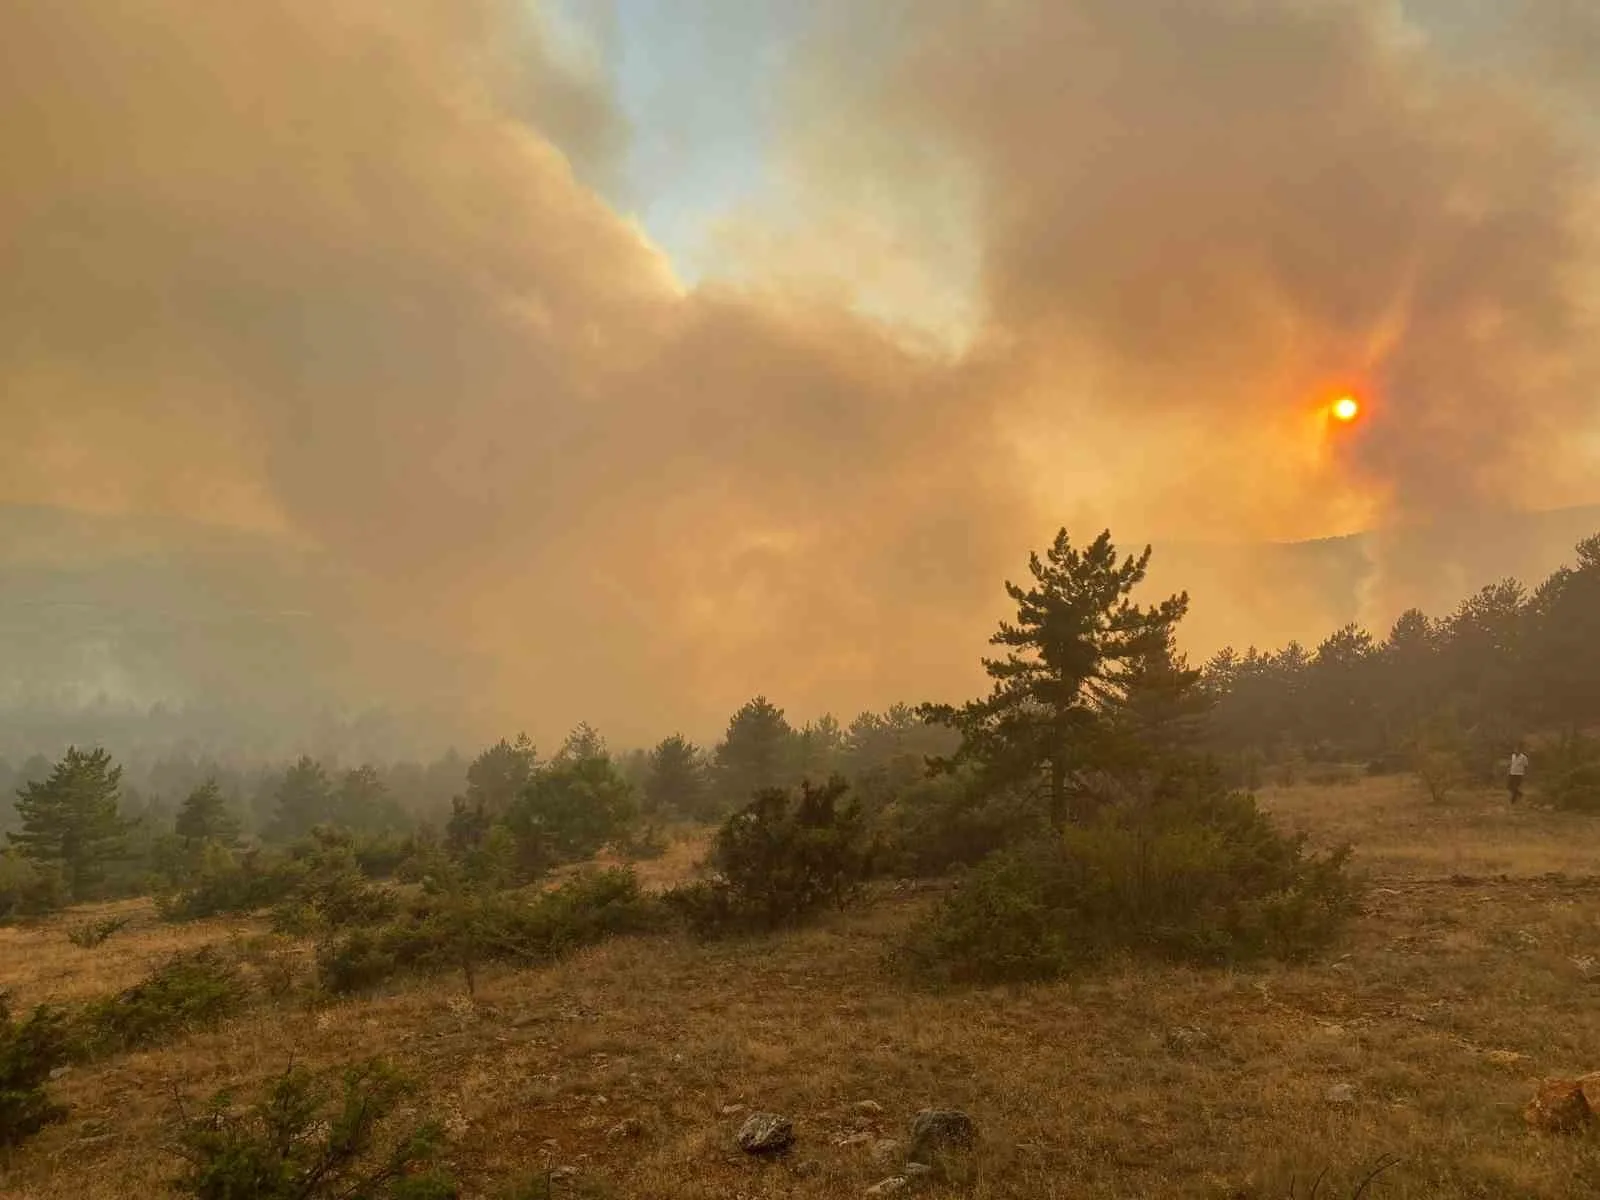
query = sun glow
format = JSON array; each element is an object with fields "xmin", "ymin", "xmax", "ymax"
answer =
[{"xmin": 1331, "ymin": 395, "xmax": 1361, "ymax": 423}]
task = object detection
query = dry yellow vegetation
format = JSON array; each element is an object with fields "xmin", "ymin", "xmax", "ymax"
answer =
[{"xmin": 5, "ymin": 775, "xmax": 1600, "ymax": 1198}]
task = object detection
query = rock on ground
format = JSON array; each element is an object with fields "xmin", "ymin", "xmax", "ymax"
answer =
[
  {"xmin": 865, "ymin": 1178, "xmax": 908, "ymax": 1196},
  {"xmin": 1581, "ymin": 1072, "xmax": 1600, "ymax": 1109},
  {"xmin": 1526, "ymin": 1079, "xmax": 1594, "ymax": 1133},
  {"xmin": 738, "ymin": 1112, "xmax": 796, "ymax": 1155},
  {"xmin": 909, "ymin": 1109, "xmax": 975, "ymax": 1157},
  {"xmin": 605, "ymin": 1117, "xmax": 643, "ymax": 1141},
  {"xmin": 1324, "ymin": 1083, "xmax": 1356, "ymax": 1106}
]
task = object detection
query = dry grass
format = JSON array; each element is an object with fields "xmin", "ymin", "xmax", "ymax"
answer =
[
  {"xmin": 1260, "ymin": 773, "xmax": 1600, "ymax": 878},
  {"xmin": 5, "ymin": 779, "xmax": 1600, "ymax": 1198},
  {"xmin": 0, "ymin": 898, "xmax": 268, "ymax": 1009},
  {"xmin": 548, "ymin": 828, "xmax": 710, "ymax": 894}
]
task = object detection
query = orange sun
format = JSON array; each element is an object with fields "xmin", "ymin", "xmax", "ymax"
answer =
[{"xmin": 1331, "ymin": 395, "xmax": 1361, "ymax": 423}]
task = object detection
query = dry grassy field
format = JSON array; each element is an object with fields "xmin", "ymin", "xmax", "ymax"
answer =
[{"xmin": 5, "ymin": 776, "xmax": 1600, "ymax": 1198}]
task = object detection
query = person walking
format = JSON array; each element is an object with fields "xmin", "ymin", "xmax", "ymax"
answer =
[{"xmin": 1508, "ymin": 746, "xmax": 1529, "ymax": 804}]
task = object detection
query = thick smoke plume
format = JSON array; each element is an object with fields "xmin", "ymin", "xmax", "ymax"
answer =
[{"xmin": 2, "ymin": 0, "xmax": 1596, "ymax": 747}]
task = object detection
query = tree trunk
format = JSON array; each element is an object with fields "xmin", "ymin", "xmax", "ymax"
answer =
[{"xmin": 1050, "ymin": 751, "xmax": 1068, "ymax": 830}]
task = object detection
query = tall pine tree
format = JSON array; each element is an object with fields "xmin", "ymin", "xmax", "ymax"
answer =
[
  {"xmin": 922, "ymin": 529, "xmax": 1188, "ymax": 827},
  {"xmin": 714, "ymin": 697, "xmax": 797, "ymax": 808},
  {"xmin": 9, "ymin": 747, "xmax": 130, "ymax": 900}
]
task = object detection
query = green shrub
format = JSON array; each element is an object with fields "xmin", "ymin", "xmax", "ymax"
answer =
[
  {"xmin": 448, "ymin": 823, "xmax": 521, "ymax": 890},
  {"xmin": 354, "ymin": 834, "xmax": 419, "ymax": 881},
  {"xmin": 66, "ymin": 915, "xmax": 132, "ymax": 948},
  {"xmin": 878, "ymin": 775, "xmax": 1046, "ymax": 877},
  {"xmin": 78, "ymin": 947, "xmax": 247, "ymax": 1056},
  {"xmin": 0, "ymin": 992, "xmax": 71, "ymax": 1147},
  {"xmin": 230, "ymin": 934, "xmax": 303, "ymax": 1001},
  {"xmin": 1544, "ymin": 732, "xmax": 1600, "ymax": 812},
  {"xmin": 505, "ymin": 756, "xmax": 636, "ymax": 866},
  {"xmin": 171, "ymin": 1059, "xmax": 456, "ymax": 1199},
  {"xmin": 0, "ymin": 851, "xmax": 67, "ymax": 923},
  {"xmin": 270, "ymin": 869, "xmax": 397, "ymax": 936},
  {"xmin": 901, "ymin": 766, "xmax": 1359, "ymax": 985},
  {"xmin": 157, "ymin": 844, "xmax": 305, "ymax": 922},
  {"xmin": 317, "ymin": 868, "xmax": 662, "ymax": 995},
  {"xmin": 1413, "ymin": 747, "xmax": 1468, "ymax": 805},
  {"xmin": 663, "ymin": 777, "xmax": 873, "ymax": 936}
]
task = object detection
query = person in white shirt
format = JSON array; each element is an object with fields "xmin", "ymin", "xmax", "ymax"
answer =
[{"xmin": 1508, "ymin": 747, "xmax": 1529, "ymax": 804}]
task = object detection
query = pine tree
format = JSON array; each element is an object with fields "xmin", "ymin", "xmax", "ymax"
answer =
[
  {"xmin": 921, "ymin": 529, "xmax": 1188, "ymax": 827},
  {"xmin": 644, "ymin": 735, "xmax": 710, "ymax": 819},
  {"xmin": 447, "ymin": 735, "xmax": 536, "ymax": 854},
  {"xmin": 507, "ymin": 754, "xmax": 635, "ymax": 863},
  {"xmin": 555, "ymin": 723, "xmax": 608, "ymax": 764},
  {"xmin": 1524, "ymin": 535, "xmax": 1600, "ymax": 732},
  {"xmin": 713, "ymin": 697, "xmax": 796, "ymax": 808},
  {"xmin": 9, "ymin": 747, "xmax": 130, "ymax": 900},
  {"xmin": 794, "ymin": 715, "xmax": 844, "ymax": 781},
  {"xmin": 174, "ymin": 779, "xmax": 242, "ymax": 847},
  {"xmin": 1115, "ymin": 627, "xmax": 1212, "ymax": 759},
  {"xmin": 334, "ymin": 765, "xmax": 404, "ymax": 837},
  {"xmin": 266, "ymin": 756, "xmax": 333, "ymax": 844}
]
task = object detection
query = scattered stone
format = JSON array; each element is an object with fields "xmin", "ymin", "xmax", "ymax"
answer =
[
  {"xmin": 720, "ymin": 1103, "xmax": 748, "ymax": 1116},
  {"xmin": 909, "ymin": 1109, "xmax": 975, "ymax": 1157},
  {"xmin": 869, "ymin": 1137, "xmax": 901, "ymax": 1166},
  {"xmin": 853, "ymin": 1099, "xmax": 885, "ymax": 1115},
  {"xmin": 1485, "ymin": 1050, "xmax": 1526, "ymax": 1069},
  {"xmin": 1580, "ymin": 1072, "xmax": 1600, "ymax": 1110},
  {"xmin": 865, "ymin": 1178, "xmax": 908, "ymax": 1196},
  {"xmin": 606, "ymin": 1117, "xmax": 643, "ymax": 1141},
  {"xmin": 835, "ymin": 1132, "xmax": 873, "ymax": 1149},
  {"xmin": 551, "ymin": 1165, "xmax": 580, "ymax": 1181},
  {"xmin": 48, "ymin": 1066, "xmax": 71, "ymax": 1081},
  {"xmin": 1164, "ymin": 1026, "xmax": 1209, "ymax": 1052},
  {"xmin": 794, "ymin": 1160, "xmax": 822, "ymax": 1178},
  {"xmin": 1516, "ymin": 930, "xmax": 1541, "ymax": 949},
  {"xmin": 738, "ymin": 1112, "xmax": 795, "ymax": 1155},
  {"xmin": 1525, "ymin": 1079, "xmax": 1593, "ymax": 1133},
  {"xmin": 1572, "ymin": 956, "xmax": 1598, "ymax": 979},
  {"xmin": 1324, "ymin": 1083, "xmax": 1356, "ymax": 1106},
  {"xmin": 905, "ymin": 1162, "xmax": 933, "ymax": 1177}
]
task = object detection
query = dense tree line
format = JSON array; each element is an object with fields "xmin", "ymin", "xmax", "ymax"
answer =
[
  {"xmin": 1201, "ymin": 534, "xmax": 1600, "ymax": 789},
  {"xmin": 0, "ymin": 696, "xmax": 958, "ymax": 914}
]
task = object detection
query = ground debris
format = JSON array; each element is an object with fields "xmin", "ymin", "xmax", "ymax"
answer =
[{"xmin": 737, "ymin": 1111, "xmax": 795, "ymax": 1155}]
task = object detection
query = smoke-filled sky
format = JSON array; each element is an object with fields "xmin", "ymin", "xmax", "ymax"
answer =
[{"xmin": 3, "ymin": 0, "xmax": 1598, "ymax": 750}]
